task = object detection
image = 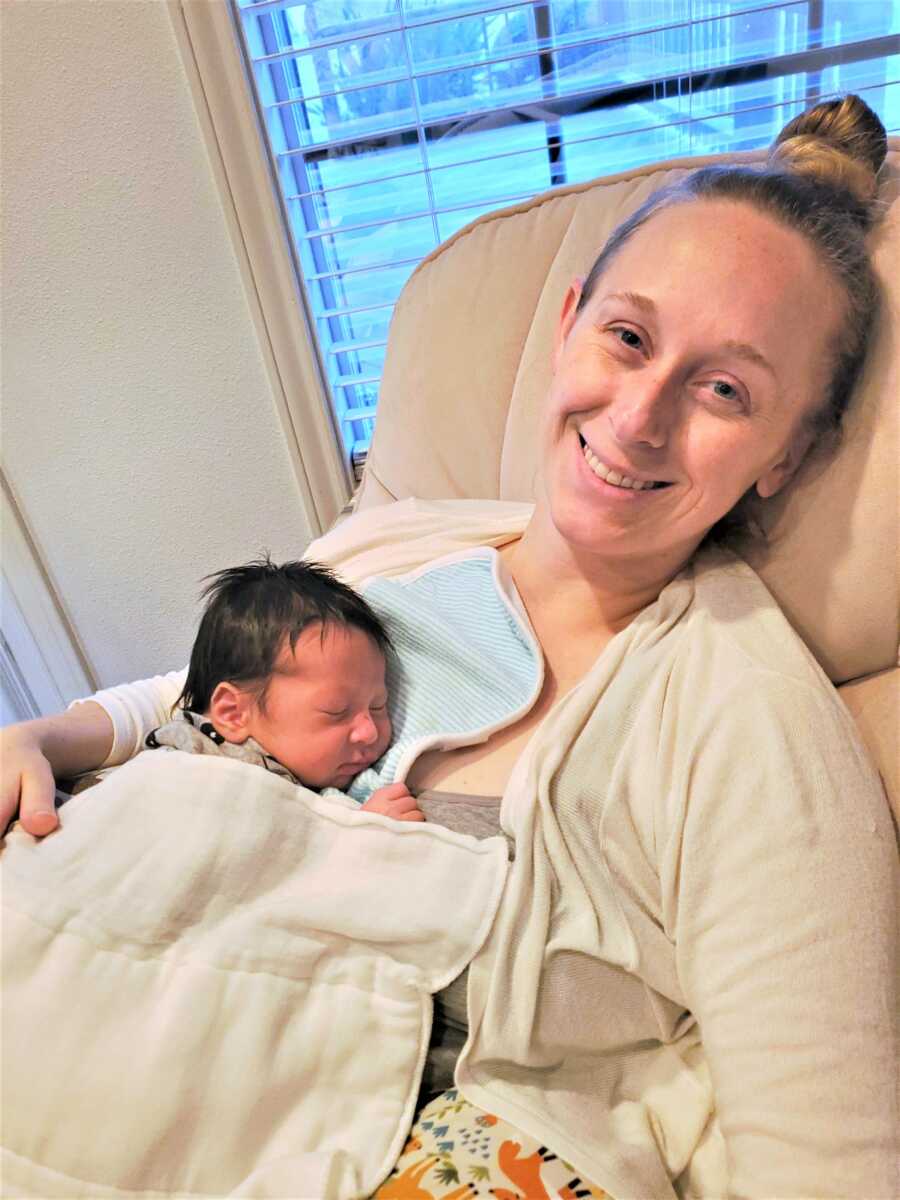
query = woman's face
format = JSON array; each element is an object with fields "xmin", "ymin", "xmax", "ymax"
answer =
[{"xmin": 539, "ymin": 198, "xmax": 844, "ymax": 573}]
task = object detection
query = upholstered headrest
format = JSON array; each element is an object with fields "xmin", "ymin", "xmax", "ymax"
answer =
[{"xmin": 359, "ymin": 144, "xmax": 899, "ymax": 685}]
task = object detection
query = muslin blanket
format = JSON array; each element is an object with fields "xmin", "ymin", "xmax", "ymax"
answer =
[{"xmin": 0, "ymin": 750, "xmax": 508, "ymax": 1199}]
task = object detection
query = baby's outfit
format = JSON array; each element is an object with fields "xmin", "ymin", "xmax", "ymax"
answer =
[{"xmin": 145, "ymin": 710, "xmax": 299, "ymax": 783}]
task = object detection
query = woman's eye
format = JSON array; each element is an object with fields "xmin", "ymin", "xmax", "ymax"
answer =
[{"xmin": 708, "ymin": 379, "xmax": 746, "ymax": 407}]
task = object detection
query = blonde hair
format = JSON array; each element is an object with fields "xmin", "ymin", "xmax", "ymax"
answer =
[{"xmin": 770, "ymin": 94, "xmax": 886, "ymax": 208}]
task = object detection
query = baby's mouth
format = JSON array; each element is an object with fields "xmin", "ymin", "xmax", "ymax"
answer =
[
  {"xmin": 578, "ymin": 434, "xmax": 671, "ymax": 491},
  {"xmin": 348, "ymin": 751, "xmax": 380, "ymax": 772}
]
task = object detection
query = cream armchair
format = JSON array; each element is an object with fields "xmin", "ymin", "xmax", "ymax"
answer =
[{"xmin": 355, "ymin": 142, "xmax": 899, "ymax": 819}]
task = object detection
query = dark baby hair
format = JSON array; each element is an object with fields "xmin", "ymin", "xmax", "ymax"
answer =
[{"xmin": 177, "ymin": 557, "xmax": 391, "ymax": 714}]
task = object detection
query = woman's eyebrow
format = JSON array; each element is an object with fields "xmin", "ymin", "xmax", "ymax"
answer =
[
  {"xmin": 604, "ymin": 290, "xmax": 657, "ymax": 314},
  {"xmin": 719, "ymin": 340, "xmax": 777, "ymax": 380}
]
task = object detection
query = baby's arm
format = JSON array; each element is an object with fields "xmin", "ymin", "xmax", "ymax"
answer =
[{"xmin": 361, "ymin": 783, "xmax": 424, "ymax": 822}]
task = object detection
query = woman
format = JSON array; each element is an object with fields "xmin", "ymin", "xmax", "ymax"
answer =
[{"xmin": 2, "ymin": 96, "xmax": 897, "ymax": 1197}]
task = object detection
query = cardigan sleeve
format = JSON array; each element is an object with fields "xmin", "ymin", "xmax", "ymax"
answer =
[
  {"xmin": 70, "ymin": 669, "xmax": 187, "ymax": 767},
  {"xmin": 672, "ymin": 670, "xmax": 898, "ymax": 1199}
]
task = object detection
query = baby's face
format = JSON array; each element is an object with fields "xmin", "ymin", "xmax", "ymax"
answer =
[{"xmin": 244, "ymin": 622, "xmax": 391, "ymax": 790}]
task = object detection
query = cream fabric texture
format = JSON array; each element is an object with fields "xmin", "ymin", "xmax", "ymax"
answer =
[
  {"xmin": 362, "ymin": 144, "xmax": 900, "ymax": 687},
  {"xmin": 0, "ymin": 748, "xmax": 508, "ymax": 1199},
  {"xmin": 319, "ymin": 502, "xmax": 899, "ymax": 1200}
]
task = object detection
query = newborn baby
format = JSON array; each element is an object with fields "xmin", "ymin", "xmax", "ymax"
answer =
[{"xmin": 146, "ymin": 557, "xmax": 422, "ymax": 821}]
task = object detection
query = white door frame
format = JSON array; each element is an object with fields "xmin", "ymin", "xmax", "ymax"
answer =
[{"xmin": 1, "ymin": 473, "xmax": 96, "ymax": 719}]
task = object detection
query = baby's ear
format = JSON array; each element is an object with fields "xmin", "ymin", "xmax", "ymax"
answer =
[{"xmin": 208, "ymin": 682, "xmax": 253, "ymax": 744}]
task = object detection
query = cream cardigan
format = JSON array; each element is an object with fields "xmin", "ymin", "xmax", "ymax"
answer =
[{"xmin": 82, "ymin": 500, "xmax": 898, "ymax": 1199}]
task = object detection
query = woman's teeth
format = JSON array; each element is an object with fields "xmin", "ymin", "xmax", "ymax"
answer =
[{"xmin": 581, "ymin": 441, "xmax": 660, "ymax": 490}]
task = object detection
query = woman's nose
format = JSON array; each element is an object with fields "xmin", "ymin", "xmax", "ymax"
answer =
[
  {"xmin": 608, "ymin": 371, "xmax": 673, "ymax": 449},
  {"xmin": 349, "ymin": 713, "xmax": 379, "ymax": 745}
]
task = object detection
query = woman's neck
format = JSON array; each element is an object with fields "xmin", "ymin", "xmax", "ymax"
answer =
[{"xmin": 505, "ymin": 511, "xmax": 693, "ymax": 644}]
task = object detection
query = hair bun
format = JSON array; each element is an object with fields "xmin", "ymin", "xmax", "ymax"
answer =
[{"xmin": 769, "ymin": 94, "xmax": 887, "ymax": 209}]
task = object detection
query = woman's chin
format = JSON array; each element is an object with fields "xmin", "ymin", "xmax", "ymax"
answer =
[
  {"xmin": 545, "ymin": 490, "xmax": 645, "ymax": 554},
  {"xmin": 543, "ymin": 495, "xmax": 705, "ymax": 578}
]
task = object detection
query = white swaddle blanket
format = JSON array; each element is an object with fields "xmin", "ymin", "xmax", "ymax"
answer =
[{"xmin": 1, "ymin": 750, "xmax": 508, "ymax": 1199}]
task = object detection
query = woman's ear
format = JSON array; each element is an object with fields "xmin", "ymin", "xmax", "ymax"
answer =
[
  {"xmin": 552, "ymin": 277, "xmax": 584, "ymax": 373},
  {"xmin": 208, "ymin": 682, "xmax": 254, "ymax": 745},
  {"xmin": 755, "ymin": 431, "xmax": 813, "ymax": 499}
]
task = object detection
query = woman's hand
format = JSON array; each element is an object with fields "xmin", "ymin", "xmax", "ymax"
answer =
[
  {"xmin": 1, "ymin": 723, "xmax": 58, "ymax": 835},
  {"xmin": 1, "ymin": 703, "xmax": 115, "ymax": 838},
  {"xmin": 361, "ymin": 783, "xmax": 425, "ymax": 822}
]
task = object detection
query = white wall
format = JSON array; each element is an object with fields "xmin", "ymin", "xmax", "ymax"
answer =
[{"xmin": 1, "ymin": 0, "xmax": 318, "ymax": 688}]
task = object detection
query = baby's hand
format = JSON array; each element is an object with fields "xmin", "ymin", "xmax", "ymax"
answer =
[{"xmin": 361, "ymin": 783, "xmax": 424, "ymax": 822}]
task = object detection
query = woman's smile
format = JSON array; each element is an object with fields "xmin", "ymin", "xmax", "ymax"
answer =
[{"xmin": 577, "ymin": 431, "xmax": 672, "ymax": 494}]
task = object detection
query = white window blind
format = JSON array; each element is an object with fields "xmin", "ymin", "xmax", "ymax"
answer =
[{"xmin": 233, "ymin": 0, "xmax": 899, "ymax": 471}]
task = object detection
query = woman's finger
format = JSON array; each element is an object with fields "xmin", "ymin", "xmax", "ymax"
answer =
[{"xmin": 16, "ymin": 756, "xmax": 58, "ymax": 836}]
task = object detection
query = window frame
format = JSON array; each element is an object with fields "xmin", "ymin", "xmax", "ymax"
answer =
[{"xmin": 171, "ymin": 0, "xmax": 353, "ymax": 534}]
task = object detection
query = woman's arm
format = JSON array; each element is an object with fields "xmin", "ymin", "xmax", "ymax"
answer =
[
  {"xmin": 674, "ymin": 673, "xmax": 898, "ymax": 1197},
  {"xmin": 1, "ymin": 668, "xmax": 186, "ymax": 837},
  {"xmin": 1, "ymin": 703, "xmax": 114, "ymax": 834}
]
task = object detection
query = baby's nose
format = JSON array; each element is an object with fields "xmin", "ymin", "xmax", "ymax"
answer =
[{"xmin": 350, "ymin": 713, "xmax": 378, "ymax": 744}]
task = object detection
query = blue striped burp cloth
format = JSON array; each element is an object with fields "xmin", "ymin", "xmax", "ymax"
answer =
[{"xmin": 344, "ymin": 550, "xmax": 542, "ymax": 804}]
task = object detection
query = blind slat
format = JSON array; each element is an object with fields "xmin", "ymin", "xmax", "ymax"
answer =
[
  {"xmin": 255, "ymin": 0, "xmax": 830, "ymax": 96},
  {"xmin": 288, "ymin": 69, "xmax": 898, "ymax": 214},
  {"xmin": 270, "ymin": 34, "xmax": 898, "ymax": 156},
  {"xmin": 247, "ymin": 0, "xmax": 814, "ymax": 63},
  {"xmin": 326, "ymin": 337, "xmax": 388, "ymax": 357}
]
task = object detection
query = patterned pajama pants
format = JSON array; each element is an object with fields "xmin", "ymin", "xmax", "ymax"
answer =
[{"xmin": 373, "ymin": 1090, "xmax": 610, "ymax": 1199}]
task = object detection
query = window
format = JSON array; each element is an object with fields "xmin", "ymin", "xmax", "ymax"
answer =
[{"xmin": 231, "ymin": 0, "xmax": 899, "ymax": 474}]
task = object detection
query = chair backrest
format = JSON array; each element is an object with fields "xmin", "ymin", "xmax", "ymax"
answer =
[{"xmin": 357, "ymin": 143, "xmax": 899, "ymax": 687}]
